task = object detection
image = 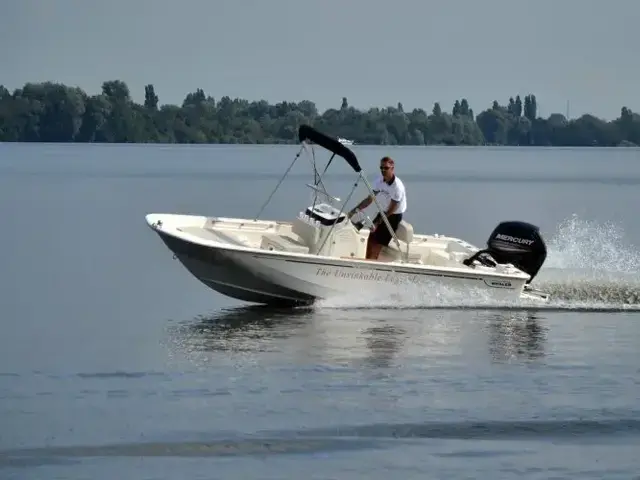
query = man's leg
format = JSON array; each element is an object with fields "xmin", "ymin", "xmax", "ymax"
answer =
[
  {"xmin": 366, "ymin": 214, "xmax": 400, "ymax": 260},
  {"xmin": 366, "ymin": 217, "xmax": 386, "ymax": 260},
  {"xmin": 365, "ymin": 214, "xmax": 381, "ymax": 260},
  {"xmin": 368, "ymin": 240, "xmax": 383, "ymax": 259},
  {"xmin": 366, "ymin": 236, "xmax": 383, "ymax": 260}
]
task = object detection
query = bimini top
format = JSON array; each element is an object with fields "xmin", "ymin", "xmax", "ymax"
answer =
[{"xmin": 298, "ymin": 124, "xmax": 361, "ymax": 173}]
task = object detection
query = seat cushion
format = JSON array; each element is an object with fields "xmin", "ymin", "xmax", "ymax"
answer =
[{"xmin": 395, "ymin": 220, "xmax": 414, "ymax": 243}]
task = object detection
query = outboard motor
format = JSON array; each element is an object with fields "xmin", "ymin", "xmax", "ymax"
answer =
[{"xmin": 463, "ymin": 221, "xmax": 547, "ymax": 283}]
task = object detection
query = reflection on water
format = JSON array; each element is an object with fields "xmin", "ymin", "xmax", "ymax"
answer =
[
  {"xmin": 361, "ymin": 325, "xmax": 406, "ymax": 369},
  {"xmin": 176, "ymin": 305, "xmax": 313, "ymax": 353},
  {"xmin": 168, "ymin": 305, "xmax": 548, "ymax": 368},
  {"xmin": 482, "ymin": 311, "xmax": 547, "ymax": 363}
]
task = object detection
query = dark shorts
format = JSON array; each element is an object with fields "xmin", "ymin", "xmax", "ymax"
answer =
[{"xmin": 370, "ymin": 213, "xmax": 403, "ymax": 246}]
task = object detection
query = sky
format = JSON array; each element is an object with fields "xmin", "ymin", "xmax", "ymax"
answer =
[{"xmin": 1, "ymin": 0, "xmax": 637, "ymax": 120}]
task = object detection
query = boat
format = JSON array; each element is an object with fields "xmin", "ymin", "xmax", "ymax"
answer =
[
  {"xmin": 145, "ymin": 124, "xmax": 551, "ymax": 307},
  {"xmin": 337, "ymin": 137, "xmax": 355, "ymax": 146}
]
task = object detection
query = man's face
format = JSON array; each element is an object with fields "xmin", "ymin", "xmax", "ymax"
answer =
[{"xmin": 380, "ymin": 160, "xmax": 394, "ymax": 181}]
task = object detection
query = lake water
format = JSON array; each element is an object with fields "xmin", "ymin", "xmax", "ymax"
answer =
[{"xmin": 1, "ymin": 142, "xmax": 640, "ymax": 479}]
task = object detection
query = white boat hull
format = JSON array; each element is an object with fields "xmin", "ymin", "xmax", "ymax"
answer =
[{"xmin": 146, "ymin": 213, "xmax": 548, "ymax": 307}]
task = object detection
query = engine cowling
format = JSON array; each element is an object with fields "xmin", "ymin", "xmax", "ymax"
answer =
[{"xmin": 463, "ymin": 221, "xmax": 547, "ymax": 283}]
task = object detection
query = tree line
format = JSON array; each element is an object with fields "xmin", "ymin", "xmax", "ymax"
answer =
[{"xmin": 0, "ymin": 80, "xmax": 638, "ymax": 147}]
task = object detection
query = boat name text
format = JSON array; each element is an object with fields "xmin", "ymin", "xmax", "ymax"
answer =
[{"xmin": 315, "ymin": 266, "xmax": 431, "ymax": 285}]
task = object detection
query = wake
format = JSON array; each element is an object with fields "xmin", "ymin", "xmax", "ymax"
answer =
[{"xmin": 316, "ymin": 214, "xmax": 640, "ymax": 312}]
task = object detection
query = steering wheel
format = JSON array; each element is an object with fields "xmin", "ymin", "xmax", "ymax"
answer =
[{"xmin": 350, "ymin": 211, "xmax": 375, "ymax": 231}]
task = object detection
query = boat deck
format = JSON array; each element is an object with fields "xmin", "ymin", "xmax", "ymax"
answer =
[
  {"xmin": 179, "ymin": 226, "xmax": 256, "ymax": 247},
  {"xmin": 177, "ymin": 222, "xmax": 482, "ymax": 270}
]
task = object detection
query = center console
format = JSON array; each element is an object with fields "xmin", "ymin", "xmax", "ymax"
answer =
[{"xmin": 304, "ymin": 203, "xmax": 347, "ymax": 226}]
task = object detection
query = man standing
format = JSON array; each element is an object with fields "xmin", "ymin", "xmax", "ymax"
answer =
[{"xmin": 348, "ymin": 156, "xmax": 407, "ymax": 260}]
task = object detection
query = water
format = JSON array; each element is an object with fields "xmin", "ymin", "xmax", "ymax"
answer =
[{"xmin": 1, "ymin": 143, "xmax": 640, "ymax": 479}]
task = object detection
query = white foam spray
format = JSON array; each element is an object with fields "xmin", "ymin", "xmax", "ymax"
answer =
[{"xmin": 535, "ymin": 214, "xmax": 640, "ymax": 308}]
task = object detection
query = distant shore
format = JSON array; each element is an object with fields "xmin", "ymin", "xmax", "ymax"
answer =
[{"xmin": 0, "ymin": 80, "xmax": 638, "ymax": 147}]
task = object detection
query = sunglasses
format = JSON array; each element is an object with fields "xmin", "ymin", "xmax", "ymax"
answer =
[{"xmin": 380, "ymin": 166, "xmax": 392, "ymax": 171}]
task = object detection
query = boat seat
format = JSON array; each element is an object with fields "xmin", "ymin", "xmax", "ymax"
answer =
[
  {"xmin": 260, "ymin": 233, "xmax": 310, "ymax": 254},
  {"xmin": 291, "ymin": 216, "xmax": 319, "ymax": 250},
  {"xmin": 425, "ymin": 249, "xmax": 454, "ymax": 267},
  {"xmin": 395, "ymin": 220, "xmax": 413, "ymax": 243},
  {"xmin": 378, "ymin": 220, "xmax": 421, "ymax": 262},
  {"xmin": 379, "ymin": 220, "xmax": 414, "ymax": 251}
]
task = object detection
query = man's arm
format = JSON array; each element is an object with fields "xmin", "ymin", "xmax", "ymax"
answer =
[
  {"xmin": 348, "ymin": 192, "xmax": 377, "ymax": 217},
  {"xmin": 374, "ymin": 199, "xmax": 398, "ymax": 226},
  {"xmin": 384, "ymin": 199, "xmax": 399, "ymax": 217},
  {"xmin": 381, "ymin": 183, "xmax": 403, "ymax": 219}
]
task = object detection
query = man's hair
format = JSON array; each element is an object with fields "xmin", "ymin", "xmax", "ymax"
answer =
[{"xmin": 380, "ymin": 156, "xmax": 394, "ymax": 165}]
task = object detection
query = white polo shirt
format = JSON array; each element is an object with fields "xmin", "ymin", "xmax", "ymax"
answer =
[{"xmin": 372, "ymin": 174, "xmax": 407, "ymax": 214}]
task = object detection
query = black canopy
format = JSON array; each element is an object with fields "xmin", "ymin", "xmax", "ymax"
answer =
[{"xmin": 298, "ymin": 124, "xmax": 361, "ymax": 173}]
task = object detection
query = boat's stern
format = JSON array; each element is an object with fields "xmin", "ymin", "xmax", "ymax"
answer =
[{"xmin": 521, "ymin": 284, "xmax": 551, "ymax": 303}]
